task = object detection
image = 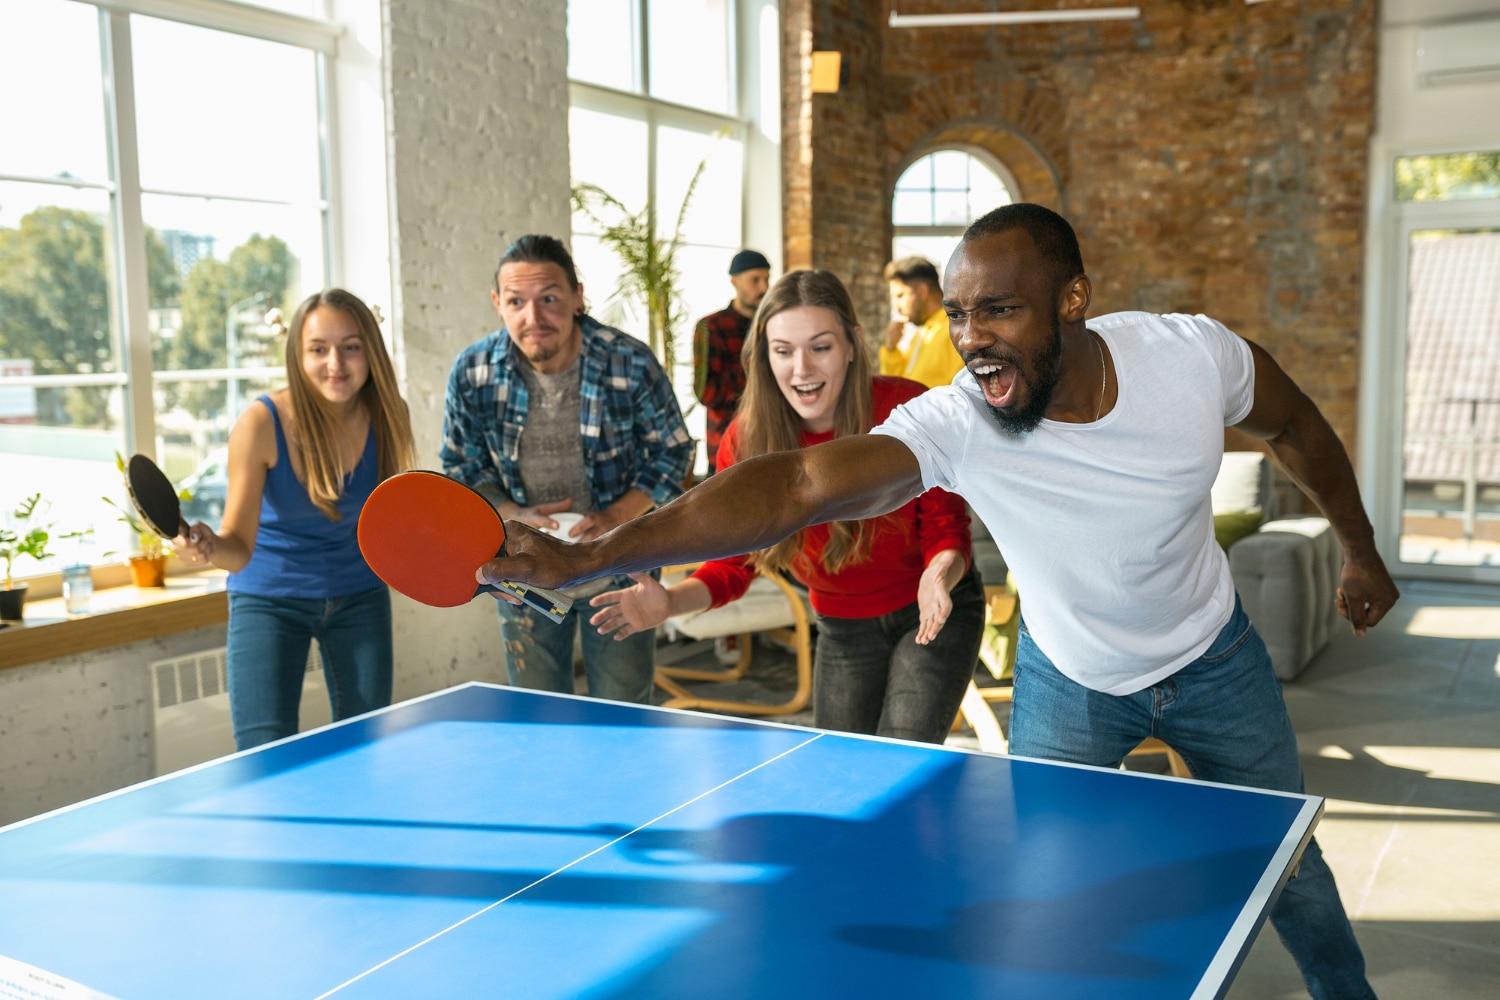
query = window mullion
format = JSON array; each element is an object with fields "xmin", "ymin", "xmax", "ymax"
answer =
[
  {"xmin": 637, "ymin": 0, "xmax": 649, "ymax": 95},
  {"xmin": 101, "ymin": 9, "xmax": 157, "ymax": 462},
  {"xmin": 317, "ymin": 49, "xmax": 338, "ymax": 287},
  {"xmin": 726, "ymin": 0, "xmax": 739, "ymax": 118}
]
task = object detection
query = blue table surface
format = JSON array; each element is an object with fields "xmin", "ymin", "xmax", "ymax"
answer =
[{"xmin": 0, "ymin": 683, "xmax": 1319, "ymax": 1000}]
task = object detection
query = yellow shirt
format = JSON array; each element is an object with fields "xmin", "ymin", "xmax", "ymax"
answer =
[{"xmin": 878, "ymin": 308, "xmax": 963, "ymax": 389}]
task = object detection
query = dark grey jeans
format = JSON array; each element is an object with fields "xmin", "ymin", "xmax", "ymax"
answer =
[{"xmin": 812, "ymin": 567, "xmax": 986, "ymax": 744}]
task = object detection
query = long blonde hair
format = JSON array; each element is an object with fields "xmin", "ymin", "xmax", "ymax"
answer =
[
  {"xmin": 737, "ymin": 270, "xmax": 875, "ymax": 575},
  {"xmin": 284, "ymin": 289, "xmax": 416, "ymax": 519}
]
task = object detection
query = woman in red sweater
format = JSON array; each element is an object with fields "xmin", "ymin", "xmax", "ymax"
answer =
[{"xmin": 589, "ymin": 269, "xmax": 985, "ymax": 743}]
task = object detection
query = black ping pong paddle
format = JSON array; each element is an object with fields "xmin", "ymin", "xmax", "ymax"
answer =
[{"xmin": 124, "ymin": 453, "xmax": 189, "ymax": 541}]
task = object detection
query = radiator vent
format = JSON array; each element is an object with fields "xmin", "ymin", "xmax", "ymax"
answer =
[
  {"xmin": 154, "ymin": 648, "xmax": 227, "ymax": 710},
  {"xmin": 149, "ymin": 643, "xmax": 330, "ymax": 776}
]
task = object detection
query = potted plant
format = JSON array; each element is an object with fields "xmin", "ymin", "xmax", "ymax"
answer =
[{"xmin": 0, "ymin": 493, "xmax": 53, "ymax": 620}]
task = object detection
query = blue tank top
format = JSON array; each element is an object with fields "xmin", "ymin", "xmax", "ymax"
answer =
[{"xmin": 228, "ymin": 396, "xmax": 384, "ymax": 598}]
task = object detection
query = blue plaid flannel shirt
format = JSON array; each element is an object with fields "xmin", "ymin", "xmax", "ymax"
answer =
[{"xmin": 440, "ymin": 315, "xmax": 694, "ymax": 511}]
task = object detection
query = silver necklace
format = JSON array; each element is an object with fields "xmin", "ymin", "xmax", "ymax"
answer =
[{"xmin": 1093, "ymin": 332, "xmax": 1107, "ymax": 421}]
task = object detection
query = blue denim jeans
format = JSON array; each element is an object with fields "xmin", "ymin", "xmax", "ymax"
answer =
[
  {"xmin": 226, "ymin": 587, "xmax": 394, "ymax": 751},
  {"xmin": 812, "ymin": 567, "xmax": 986, "ymax": 744},
  {"xmin": 1009, "ymin": 596, "xmax": 1375, "ymax": 1000},
  {"xmin": 496, "ymin": 576, "xmax": 656, "ymax": 705}
]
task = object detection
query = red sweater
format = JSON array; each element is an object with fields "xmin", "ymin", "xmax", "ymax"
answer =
[{"xmin": 692, "ymin": 376, "xmax": 972, "ymax": 619}]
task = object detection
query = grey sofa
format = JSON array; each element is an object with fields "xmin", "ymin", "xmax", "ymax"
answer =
[{"xmin": 1217, "ymin": 452, "xmax": 1343, "ymax": 681}]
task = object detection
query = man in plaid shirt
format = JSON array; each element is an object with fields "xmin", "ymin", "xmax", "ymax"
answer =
[
  {"xmin": 692, "ymin": 249, "xmax": 771, "ymax": 472},
  {"xmin": 441, "ymin": 234, "xmax": 693, "ymax": 704}
]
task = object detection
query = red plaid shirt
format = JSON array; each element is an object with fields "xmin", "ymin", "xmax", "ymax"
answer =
[{"xmin": 692, "ymin": 302, "xmax": 751, "ymax": 468}]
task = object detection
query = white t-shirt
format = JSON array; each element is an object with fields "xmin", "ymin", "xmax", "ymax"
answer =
[{"xmin": 874, "ymin": 311, "xmax": 1256, "ymax": 695}]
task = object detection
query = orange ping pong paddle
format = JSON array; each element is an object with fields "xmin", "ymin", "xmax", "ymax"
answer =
[{"xmin": 358, "ymin": 471, "xmax": 573, "ymax": 623}]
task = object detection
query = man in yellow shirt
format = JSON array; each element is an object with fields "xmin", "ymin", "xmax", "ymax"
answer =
[{"xmin": 880, "ymin": 257, "xmax": 965, "ymax": 389}]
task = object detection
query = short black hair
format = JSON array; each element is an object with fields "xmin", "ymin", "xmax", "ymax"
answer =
[
  {"xmin": 883, "ymin": 256, "xmax": 942, "ymax": 292},
  {"xmin": 495, "ymin": 234, "xmax": 580, "ymax": 290},
  {"xmin": 962, "ymin": 203, "xmax": 1085, "ymax": 290}
]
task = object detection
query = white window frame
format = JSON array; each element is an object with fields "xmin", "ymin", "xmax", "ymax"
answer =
[
  {"xmin": 891, "ymin": 144, "xmax": 1017, "ymax": 245},
  {"xmin": 0, "ymin": 0, "xmax": 342, "ymax": 465},
  {"xmin": 567, "ymin": 0, "xmax": 749, "ymax": 236},
  {"xmin": 1359, "ymin": 139, "xmax": 1500, "ymax": 584}
]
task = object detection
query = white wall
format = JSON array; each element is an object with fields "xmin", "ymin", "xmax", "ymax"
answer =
[
  {"xmin": 1376, "ymin": 0, "xmax": 1500, "ymax": 150},
  {"xmin": 0, "ymin": 626, "xmax": 224, "ymax": 826},
  {"xmin": 741, "ymin": 0, "xmax": 784, "ymax": 274},
  {"xmin": 381, "ymin": 0, "xmax": 574, "ymax": 698}
]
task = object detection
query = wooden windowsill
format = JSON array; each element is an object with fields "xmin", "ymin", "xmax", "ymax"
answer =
[{"xmin": 0, "ymin": 570, "xmax": 229, "ymax": 671}]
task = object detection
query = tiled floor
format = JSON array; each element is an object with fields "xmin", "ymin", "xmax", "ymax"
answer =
[
  {"xmin": 649, "ymin": 578, "xmax": 1500, "ymax": 999},
  {"xmin": 1228, "ymin": 579, "xmax": 1500, "ymax": 999}
]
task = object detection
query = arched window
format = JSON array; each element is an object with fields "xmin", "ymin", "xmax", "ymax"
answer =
[{"xmin": 891, "ymin": 148, "xmax": 1015, "ymax": 272}]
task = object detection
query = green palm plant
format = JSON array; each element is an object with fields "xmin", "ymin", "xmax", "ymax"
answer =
[{"xmin": 570, "ymin": 131, "xmax": 723, "ymax": 375}]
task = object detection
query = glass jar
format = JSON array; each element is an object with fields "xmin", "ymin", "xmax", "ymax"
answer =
[{"xmin": 62, "ymin": 564, "xmax": 93, "ymax": 615}]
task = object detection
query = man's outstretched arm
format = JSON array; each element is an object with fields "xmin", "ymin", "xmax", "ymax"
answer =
[
  {"xmin": 480, "ymin": 434, "xmax": 926, "ymax": 592},
  {"xmin": 1234, "ymin": 338, "xmax": 1400, "ymax": 635}
]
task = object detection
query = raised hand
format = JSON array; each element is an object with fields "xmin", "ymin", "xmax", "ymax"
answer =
[{"xmin": 589, "ymin": 572, "xmax": 671, "ymax": 640}]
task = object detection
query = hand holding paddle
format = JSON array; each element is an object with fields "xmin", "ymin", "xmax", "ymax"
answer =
[{"xmin": 358, "ymin": 471, "xmax": 573, "ymax": 623}]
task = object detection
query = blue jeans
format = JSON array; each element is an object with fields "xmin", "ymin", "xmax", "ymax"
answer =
[
  {"xmin": 226, "ymin": 587, "xmax": 394, "ymax": 751},
  {"xmin": 496, "ymin": 576, "xmax": 655, "ymax": 705},
  {"xmin": 813, "ymin": 567, "xmax": 986, "ymax": 744},
  {"xmin": 1009, "ymin": 597, "xmax": 1375, "ymax": 1000}
]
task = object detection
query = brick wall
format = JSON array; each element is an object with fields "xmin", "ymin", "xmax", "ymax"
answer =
[
  {"xmin": 384, "ymin": 0, "xmax": 573, "ymax": 696},
  {"xmin": 785, "ymin": 0, "xmax": 1377, "ymax": 459}
]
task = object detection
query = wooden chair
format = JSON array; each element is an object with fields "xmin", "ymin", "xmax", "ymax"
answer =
[
  {"xmin": 953, "ymin": 574, "xmax": 1190, "ymax": 778},
  {"xmin": 653, "ymin": 564, "xmax": 815, "ymax": 717},
  {"xmin": 955, "ymin": 576, "xmax": 1019, "ymax": 751}
]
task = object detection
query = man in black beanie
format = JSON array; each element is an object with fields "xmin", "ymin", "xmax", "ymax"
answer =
[{"xmin": 691, "ymin": 249, "xmax": 771, "ymax": 474}]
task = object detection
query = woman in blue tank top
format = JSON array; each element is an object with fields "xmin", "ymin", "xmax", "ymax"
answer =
[{"xmin": 173, "ymin": 289, "xmax": 416, "ymax": 750}]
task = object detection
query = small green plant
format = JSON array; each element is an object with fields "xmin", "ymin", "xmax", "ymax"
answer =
[{"xmin": 0, "ymin": 493, "xmax": 53, "ymax": 589}]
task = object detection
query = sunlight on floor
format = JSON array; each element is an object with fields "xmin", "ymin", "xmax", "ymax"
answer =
[
  {"xmin": 1360, "ymin": 745, "xmax": 1500, "ymax": 787},
  {"xmin": 1403, "ymin": 605, "xmax": 1500, "ymax": 639}
]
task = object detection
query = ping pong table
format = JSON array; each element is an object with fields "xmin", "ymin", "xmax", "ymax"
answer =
[{"xmin": 0, "ymin": 682, "xmax": 1319, "ymax": 1000}]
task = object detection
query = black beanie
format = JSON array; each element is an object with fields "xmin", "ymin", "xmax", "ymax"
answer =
[{"xmin": 729, "ymin": 249, "xmax": 771, "ymax": 275}]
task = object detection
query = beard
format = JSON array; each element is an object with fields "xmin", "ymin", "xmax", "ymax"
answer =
[
  {"xmin": 978, "ymin": 313, "xmax": 1065, "ymax": 437},
  {"xmin": 515, "ymin": 321, "xmax": 576, "ymax": 368}
]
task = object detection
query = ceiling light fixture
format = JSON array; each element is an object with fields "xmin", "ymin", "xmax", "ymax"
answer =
[{"xmin": 889, "ymin": 6, "xmax": 1141, "ymax": 28}]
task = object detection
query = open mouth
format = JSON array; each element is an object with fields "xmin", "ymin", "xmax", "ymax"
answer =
[
  {"xmin": 970, "ymin": 363, "xmax": 1019, "ymax": 408},
  {"xmin": 792, "ymin": 381, "xmax": 826, "ymax": 401}
]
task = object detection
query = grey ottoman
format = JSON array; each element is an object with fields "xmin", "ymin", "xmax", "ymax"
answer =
[{"xmin": 1228, "ymin": 516, "xmax": 1344, "ymax": 681}]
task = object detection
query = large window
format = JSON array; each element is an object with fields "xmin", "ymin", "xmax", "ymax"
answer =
[
  {"xmin": 567, "ymin": 0, "xmax": 765, "ymax": 478},
  {"xmin": 891, "ymin": 148, "xmax": 1014, "ymax": 275},
  {"xmin": 1367, "ymin": 149, "xmax": 1500, "ymax": 581},
  {"xmin": 0, "ymin": 0, "xmax": 336, "ymax": 570},
  {"xmin": 1389, "ymin": 155, "xmax": 1500, "ymax": 573},
  {"xmin": 567, "ymin": 0, "xmax": 734, "ymax": 115}
]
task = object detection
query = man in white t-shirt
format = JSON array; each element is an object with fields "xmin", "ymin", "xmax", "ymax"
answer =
[{"xmin": 488, "ymin": 204, "xmax": 1399, "ymax": 1000}]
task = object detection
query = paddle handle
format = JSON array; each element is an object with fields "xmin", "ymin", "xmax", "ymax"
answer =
[{"xmin": 480, "ymin": 580, "xmax": 574, "ymax": 624}]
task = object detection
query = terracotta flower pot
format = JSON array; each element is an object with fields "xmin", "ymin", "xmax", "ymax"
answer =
[
  {"xmin": 0, "ymin": 583, "xmax": 28, "ymax": 621},
  {"xmin": 128, "ymin": 554, "xmax": 167, "ymax": 588}
]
